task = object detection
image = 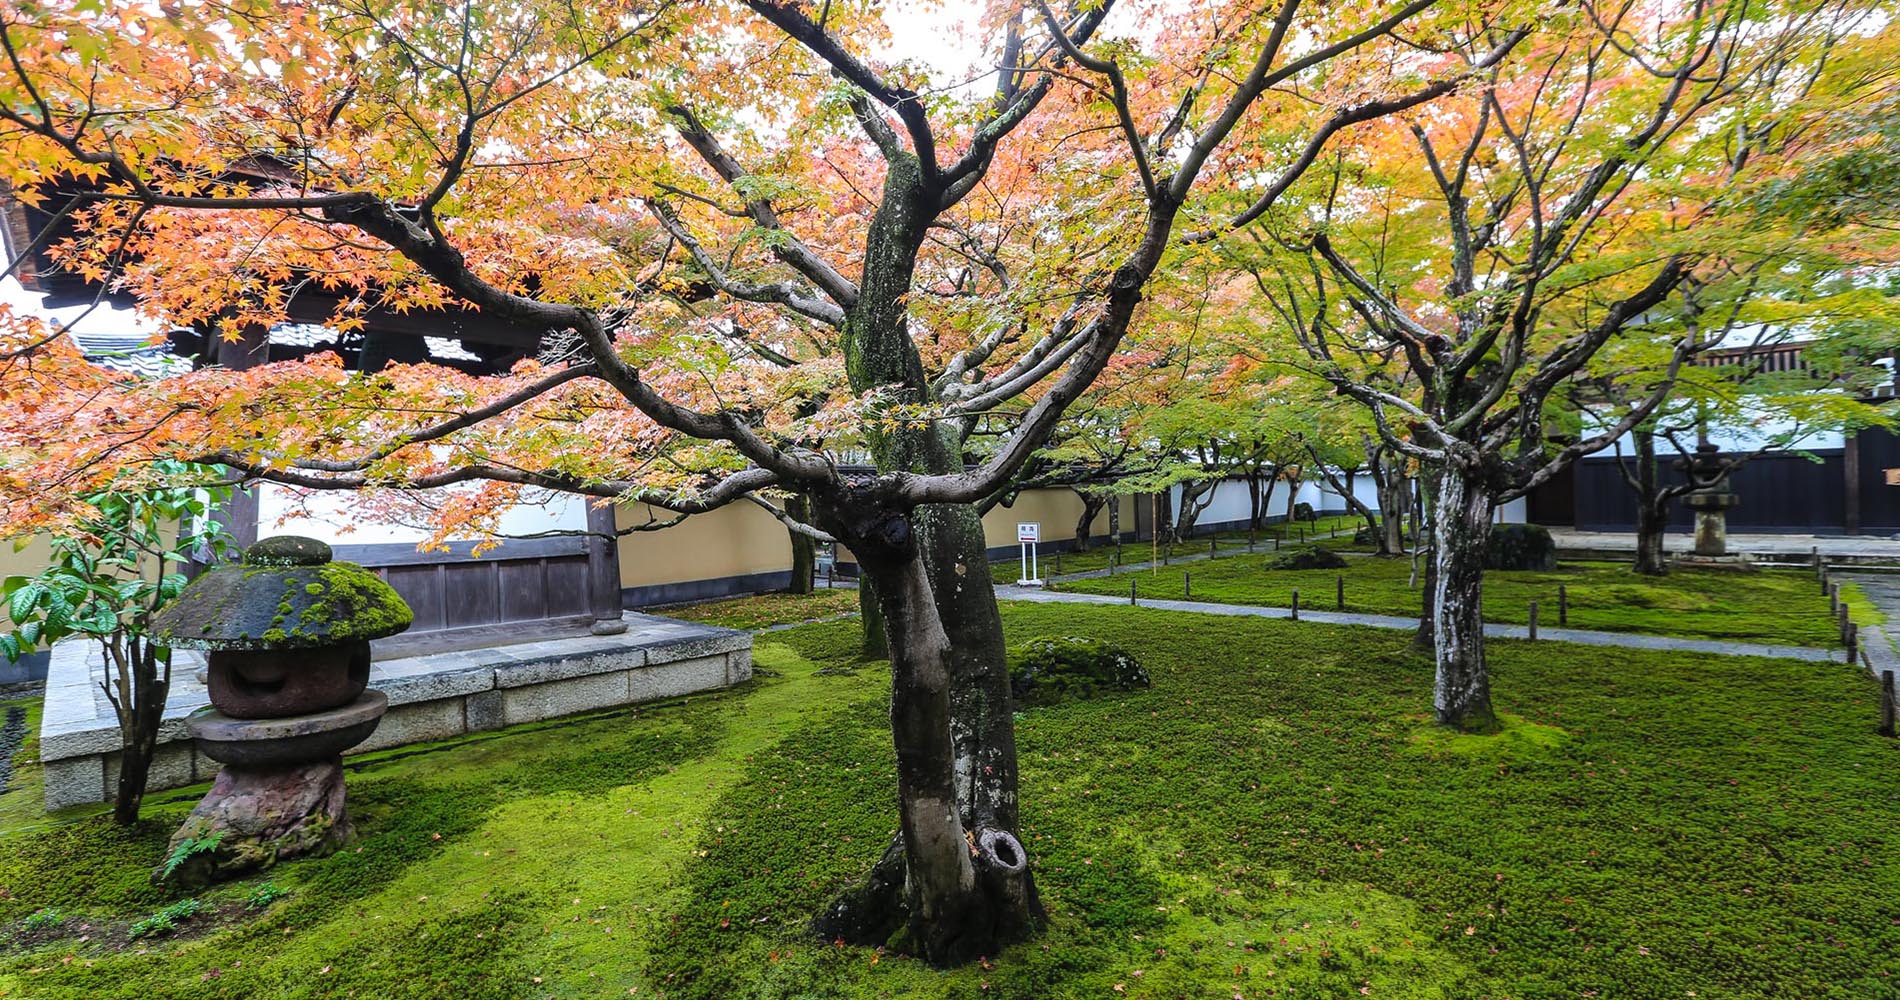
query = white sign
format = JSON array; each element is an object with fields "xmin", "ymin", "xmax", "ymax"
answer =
[{"xmin": 1016, "ymin": 523, "xmax": 1043, "ymax": 586}]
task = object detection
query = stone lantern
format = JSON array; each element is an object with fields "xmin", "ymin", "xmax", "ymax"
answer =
[
  {"xmin": 153, "ymin": 535, "xmax": 412, "ymax": 884},
  {"xmin": 1677, "ymin": 442, "xmax": 1741, "ymax": 559}
]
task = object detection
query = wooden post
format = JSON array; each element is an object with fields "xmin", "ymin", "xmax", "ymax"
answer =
[
  {"xmin": 1840, "ymin": 605, "xmax": 1852, "ymax": 643},
  {"xmin": 1273, "ymin": 535, "xmax": 1281, "ymax": 551},
  {"xmin": 584, "ymin": 499, "xmax": 627, "ymax": 635},
  {"xmin": 1813, "ymin": 546, "xmax": 1822, "ymax": 581},
  {"xmin": 1210, "ymin": 538, "xmax": 1217, "ymax": 558},
  {"xmin": 1130, "ymin": 579, "xmax": 1137, "ymax": 606},
  {"xmin": 1844, "ymin": 430, "xmax": 1861, "ymax": 535},
  {"xmin": 1821, "ymin": 568, "xmax": 1830, "ymax": 596},
  {"xmin": 1830, "ymin": 582, "xmax": 1840, "ymax": 615},
  {"xmin": 1291, "ymin": 589, "xmax": 1300, "ymax": 621},
  {"xmin": 1846, "ymin": 623, "xmax": 1858, "ymax": 665},
  {"xmin": 1528, "ymin": 601, "xmax": 1539, "ymax": 641},
  {"xmin": 1055, "ymin": 552, "xmax": 1062, "ymax": 577},
  {"xmin": 1881, "ymin": 670, "xmax": 1895, "ymax": 738},
  {"xmin": 1184, "ymin": 571, "xmax": 1191, "ymax": 599},
  {"xmin": 1558, "ymin": 584, "xmax": 1568, "ymax": 626},
  {"xmin": 1336, "ymin": 574, "xmax": 1344, "ymax": 611}
]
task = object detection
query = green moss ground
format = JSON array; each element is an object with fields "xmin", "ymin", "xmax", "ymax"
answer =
[
  {"xmin": 653, "ymin": 588, "xmax": 861, "ymax": 631},
  {"xmin": 0, "ymin": 605, "xmax": 1894, "ymax": 999},
  {"xmin": 993, "ymin": 515, "xmax": 1365, "ymax": 584},
  {"xmin": 1057, "ymin": 551, "xmax": 1849, "ymax": 646}
]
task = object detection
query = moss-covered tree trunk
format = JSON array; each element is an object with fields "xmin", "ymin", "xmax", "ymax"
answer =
[
  {"xmin": 816, "ymin": 504, "xmax": 1033, "ymax": 966},
  {"xmin": 787, "ymin": 494, "xmax": 816, "ymax": 594},
  {"xmin": 1427, "ymin": 466, "xmax": 1500, "ymax": 732},
  {"xmin": 812, "ymin": 151, "xmax": 1039, "ymax": 963}
]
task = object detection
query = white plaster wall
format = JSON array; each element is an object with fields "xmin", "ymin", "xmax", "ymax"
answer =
[{"xmin": 257, "ymin": 485, "xmax": 587, "ymax": 547}]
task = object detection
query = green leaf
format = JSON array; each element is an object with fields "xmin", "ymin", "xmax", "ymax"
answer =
[{"xmin": 7, "ymin": 582, "xmax": 45, "ymax": 625}]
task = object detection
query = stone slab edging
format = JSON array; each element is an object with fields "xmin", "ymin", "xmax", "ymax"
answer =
[{"xmin": 38, "ymin": 611, "xmax": 752, "ymax": 811}]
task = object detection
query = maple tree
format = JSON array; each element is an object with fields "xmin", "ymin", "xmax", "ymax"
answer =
[
  {"xmin": 0, "ymin": 0, "xmax": 1532, "ymax": 963},
  {"xmin": 1233, "ymin": 0, "xmax": 1900, "ymax": 731}
]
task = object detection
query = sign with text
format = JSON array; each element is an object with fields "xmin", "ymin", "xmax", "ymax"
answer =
[{"xmin": 1017, "ymin": 522, "xmax": 1040, "ymax": 542}]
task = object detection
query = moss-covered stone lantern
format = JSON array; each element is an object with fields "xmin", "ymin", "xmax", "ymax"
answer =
[{"xmin": 152, "ymin": 535, "xmax": 413, "ymax": 885}]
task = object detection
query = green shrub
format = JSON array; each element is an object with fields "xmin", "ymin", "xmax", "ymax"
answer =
[
  {"xmin": 1294, "ymin": 502, "xmax": 1318, "ymax": 522},
  {"xmin": 245, "ymin": 881, "xmax": 287, "ymax": 910},
  {"xmin": 22, "ymin": 907, "xmax": 60, "ymax": 931},
  {"xmin": 129, "ymin": 898, "xmax": 201, "ymax": 939},
  {"xmin": 1486, "ymin": 523, "xmax": 1556, "ymax": 570},
  {"xmin": 1268, "ymin": 545, "xmax": 1348, "ymax": 570},
  {"xmin": 1008, "ymin": 636, "xmax": 1150, "ymax": 706}
]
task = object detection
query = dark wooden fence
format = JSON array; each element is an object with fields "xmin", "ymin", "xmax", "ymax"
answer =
[
  {"xmin": 1533, "ymin": 426, "xmax": 1900, "ymax": 535},
  {"xmin": 334, "ymin": 538, "xmax": 593, "ymax": 633}
]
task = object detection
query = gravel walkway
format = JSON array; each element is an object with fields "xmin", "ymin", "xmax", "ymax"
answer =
[{"xmin": 996, "ymin": 585, "xmax": 1842, "ymax": 663}]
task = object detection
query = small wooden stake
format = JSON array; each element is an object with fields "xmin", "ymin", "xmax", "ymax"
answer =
[
  {"xmin": 1558, "ymin": 584, "xmax": 1568, "ymax": 626},
  {"xmin": 1130, "ymin": 579, "xmax": 1137, "ymax": 605},
  {"xmin": 1840, "ymin": 605, "xmax": 1852, "ymax": 642},
  {"xmin": 1184, "ymin": 571, "xmax": 1191, "ymax": 599},
  {"xmin": 1291, "ymin": 589, "xmax": 1300, "ymax": 621},
  {"xmin": 1830, "ymin": 582, "xmax": 1840, "ymax": 615},
  {"xmin": 1846, "ymin": 622, "xmax": 1858, "ymax": 665},
  {"xmin": 1528, "ymin": 600, "xmax": 1539, "ymax": 641},
  {"xmin": 1211, "ymin": 538, "xmax": 1217, "ymax": 558},
  {"xmin": 1336, "ymin": 574, "xmax": 1344, "ymax": 611},
  {"xmin": 1055, "ymin": 552, "xmax": 1063, "ymax": 577},
  {"xmin": 1880, "ymin": 670, "xmax": 1895, "ymax": 738}
]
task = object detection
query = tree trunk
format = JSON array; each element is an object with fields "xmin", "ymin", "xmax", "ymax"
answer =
[
  {"xmin": 1073, "ymin": 491, "xmax": 1105, "ymax": 552},
  {"xmin": 1427, "ymin": 468, "xmax": 1500, "ymax": 732},
  {"xmin": 816, "ymin": 506, "xmax": 1036, "ymax": 965},
  {"xmin": 1628, "ymin": 430, "xmax": 1670, "ymax": 576},
  {"xmin": 1175, "ymin": 480, "xmax": 1213, "ymax": 539},
  {"xmin": 787, "ymin": 494, "xmax": 816, "ymax": 595},
  {"xmin": 1633, "ymin": 501, "xmax": 1670, "ymax": 575},
  {"xmin": 1411, "ymin": 470, "xmax": 1435, "ymax": 650},
  {"xmin": 110, "ymin": 638, "xmax": 167, "ymax": 825},
  {"xmin": 1379, "ymin": 470, "xmax": 1409, "ymax": 556},
  {"xmin": 858, "ymin": 574, "xmax": 888, "ymax": 658}
]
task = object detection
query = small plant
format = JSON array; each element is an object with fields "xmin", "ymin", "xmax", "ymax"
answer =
[
  {"xmin": 161, "ymin": 831, "xmax": 225, "ymax": 881},
  {"xmin": 22, "ymin": 907, "xmax": 62, "ymax": 931},
  {"xmin": 129, "ymin": 898, "xmax": 202, "ymax": 939},
  {"xmin": 245, "ymin": 881, "xmax": 287, "ymax": 910}
]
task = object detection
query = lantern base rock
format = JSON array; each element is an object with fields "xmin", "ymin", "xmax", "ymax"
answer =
[{"xmin": 162, "ymin": 758, "xmax": 351, "ymax": 886}]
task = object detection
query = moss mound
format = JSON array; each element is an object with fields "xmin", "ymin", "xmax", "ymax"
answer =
[
  {"xmin": 1008, "ymin": 636, "xmax": 1150, "ymax": 706},
  {"xmin": 1485, "ymin": 523, "xmax": 1555, "ymax": 571},
  {"xmin": 1268, "ymin": 545, "xmax": 1348, "ymax": 570}
]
